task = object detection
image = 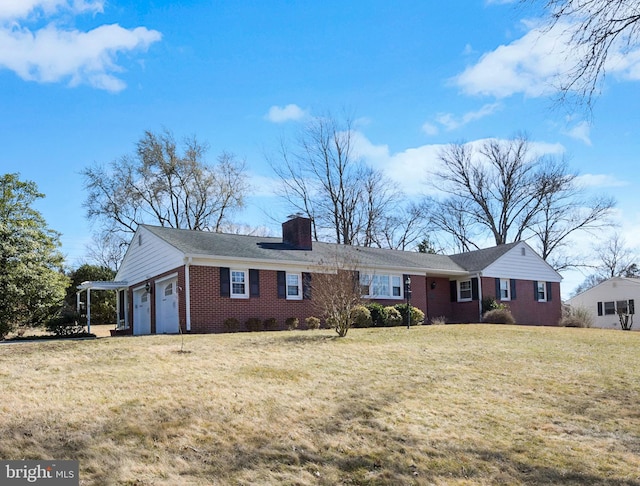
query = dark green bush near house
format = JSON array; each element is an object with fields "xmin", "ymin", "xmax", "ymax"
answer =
[
  {"xmin": 395, "ymin": 304, "xmax": 425, "ymax": 326},
  {"xmin": 224, "ymin": 317, "xmax": 239, "ymax": 332},
  {"xmin": 285, "ymin": 317, "xmax": 299, "ymax": 330},
  {"xmin": 352, "ymin": 305, "xmax": 372, "ymax": 328},
  {"xmin": 245, "ymin": 317, "xmax": 262, "ymax": 332},
  {"xmin": 482, "ymin": 297, "xmax": 508, "ymax": 314},
  {"xmin": 482, "ymin": 308, "xmax": 516, "ymax": 324},
  {"xmin": 365, "ymin": 303, "xmax": 388, "ymax": 327},
  {"xmin": 263, "ymin": 317, "xmax": 278, "ymax": 330},
  {"xmin": 305, "ymin": 316, "xmax": 320, "ymax": 330},
  {"xmin": 46, "ymin": 306, "xmax": 85, "ymax": 336}
]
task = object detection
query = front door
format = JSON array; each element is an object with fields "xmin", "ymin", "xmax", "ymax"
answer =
[
  {"xmin": 156, "ymin": 279, "xmax": 179, "ymax": 334},
  {"xmin": 133, "ymin": 288, "xmax": 151, "ymax": 335}
]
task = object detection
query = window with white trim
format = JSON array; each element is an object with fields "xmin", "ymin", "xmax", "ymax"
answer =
[
  {"xmin": 286, "ymin": 273, "xmax": 302, "ymax": 300},
  {"xmin": 459, "ymin": 280, "xmax": 472, "ymax": 301},
  {"xmin": 231, "ymin": 270, "xmax": 248, "ymax": 298},
  {"xmin": 359, "ymin": 273, "xmax": 403, "ymax": 299},
  {"xmin": 536, "ymin": 281, "xmax": 547, "ymax": 302},
  {"xmin": 499, "ymin": 278, "xmax": 510, "ymax": 300},
  {"xmin": 164, "ymin": 283, "xmax": 173, "ymax": 296}
]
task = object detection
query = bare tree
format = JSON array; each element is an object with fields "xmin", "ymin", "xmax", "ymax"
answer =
[
  {"xmin": 270, "ymin": 114, "xmax": 364, "ymax": 245},
  {"xmin": 82, "ymin": 129, "xmax": 249, "ymax": 263},
  {"xmin": 270, "ymin": 113, "xmax": 425, "ymax": 248},
  {"xmin": 572, "ymin": 232, "xmax": 638, "ymax": 295},
  {"xmin": 311, "ymin": 252, "xmax": 362, "ymax": 337},
  {"xmin": 594, "ymin": 232, "xmax": 637, "ymax": 278},
  {"xmin": 529, "ymin": 0, "xmax": 640, "ymax": 109},
  {"xmin": 427, "ymin": 135, "xmax": 614, "ymax": 267}
]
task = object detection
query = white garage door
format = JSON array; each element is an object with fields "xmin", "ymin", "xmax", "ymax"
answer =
[{"xmin": 156, "ymin": 278, "xmax": 179, "ymax": 334}]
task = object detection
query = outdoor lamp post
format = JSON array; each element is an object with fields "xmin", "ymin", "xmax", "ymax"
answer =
[{"xmin": 405, "ymin": 276, "xmax": 412, "ymax": 329}]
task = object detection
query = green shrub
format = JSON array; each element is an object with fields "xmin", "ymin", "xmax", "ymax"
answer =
[
  {"xmin": 482, "ymin": 308, "xmax": 515, "ymax": 324},
  {"xmin": 285, "ymin": 317, "xmax": 299, "ymax": 330},
  {"xmin": 263, "ymin": 317, "xmax": 278, "ymax": 331},
  {"xmin": 224, "ymin": 317, "xmax": 240, "ymax": 332},
  {"xmin": 559, "ymin": 306, "xmax": 593, "ymax": 328},
  {"xmin": 366, "ymin": 303, "xmax": 388, "ymax": 327},
  {"xmin": 385, "ymin": 306, "xmax": 403, "ymax": 326},
  {"xmin": 245, "ymin": 317, "xmax": 262, "ymax": 332},
  {"xmin": 352, "ymin": 305, "xmax": 372, "ymax": 328},
  {"xmin": 305, "ymin": 316, "xmax": 321, "ymax": 330},
  {"xmin": 482, "ymin": 297, "xmax": 508, "ymax": 314},
  {"xmin": 394, "ymin": 304, "xmax": 425, "ymax": 326},
  {"xmin": 45, "ymin": 307, "xmax": 85, "ymax": 336}
]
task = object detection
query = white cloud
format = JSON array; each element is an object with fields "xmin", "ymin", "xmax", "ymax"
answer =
[
  {"xmin": 433, "ymin": 102, "xmax": 502, "ymax": 131},
  {"xmin": 0, "ymin": 0, "xmax": 103, "ymax": 20},
  {"xmin": 456, "ymin": 19, "xmax": 640, "ymax": 99},
  {"xmin": 0, "ymin": 0, "xmax": 161, "ymax": 92},
  {"xmin": 564, "ymin": 120, "xmax": 592, "ymax": 146},
  {"xmin": 265, "ymin": 104, "xmax": 308, "ymax": 123},
  {"xmin": 455, "ymin": 23, "xmax": 570, "ymax": 98},
  {"xmin": 575, "ymin": 173, "xmax": 629, "ymax": 189},
  {"xmin": 421, "ymin": 122, "xmax": 439, "ymax": 136}
]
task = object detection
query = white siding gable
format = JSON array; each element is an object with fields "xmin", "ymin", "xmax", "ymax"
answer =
[
  {"xmin": 115, "ymin": 226, "xmax": 185, "ymax": 284},
  {"xmin": 482, "ymin": 242, "xmax": 561, "ymax": 282},
  {"xmin": 566, "ymin": 277, "xmax": 640, "ymax": 329}
]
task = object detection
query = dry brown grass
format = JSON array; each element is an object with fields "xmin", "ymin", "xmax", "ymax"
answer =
[{"xmin": 1, "ymin": 325, "xmax": 639, "ymax": 485}]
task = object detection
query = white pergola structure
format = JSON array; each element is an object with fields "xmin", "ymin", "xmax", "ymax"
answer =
[{"xmin": 76, "ymin": 281, "xmax": 129, "ymax": 334}]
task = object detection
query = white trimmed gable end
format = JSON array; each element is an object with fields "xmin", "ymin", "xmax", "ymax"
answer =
[
  {"xmin": 115, "ymin": 226, "xmax": 186, "ymax": 284},
  {"xmin": 482, "ymin": 242, "xmax": 561, "ymax": 282}
]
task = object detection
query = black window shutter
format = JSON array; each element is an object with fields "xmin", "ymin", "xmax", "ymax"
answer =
[
  {"xmin": 546, "ymin": 282, "xmax": 553, "ymax": 301},
  {"xmin": 220, "ymin": 267, "xmax": 230, "ymax": 297},
  {"xmin": 450, "ymin": 281, "xmax": 457, "ymax": 302},
  {"xmin": 597, "ymin": 302, "xmax": 603, "ymax": 316},
  {"xmin": 629, "ymin": 299, "xmax": 635, "ymax": 314},
  {"xmin": 471, "ymin": 277, "xmax": 479, "ymax": 301},
  {"xmin": 510, "ymin": 279, "xmax": 517, "ymax": 300},
  {"xmin": 249, "ymin": 269, "xmax": 260, "ymax": 297},
  {"xmin": 303, "ymin": 272, "xmax": 312, "ymax": 300},
  {"xmin": 533, "ymin": 281, "xmax": 539, "ymax": 301},
  {"xmin": 277, "ymin": 271, "xmax": 286, "ymax": 299},
  {"xmin": 495, "ymin": 278, "xmax": 500, "ymax": 300}
]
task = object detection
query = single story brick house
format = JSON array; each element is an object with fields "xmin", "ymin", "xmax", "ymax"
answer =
[{"xmin": 102, "ymin": 216, "xmax": 561, "ymax": 334}]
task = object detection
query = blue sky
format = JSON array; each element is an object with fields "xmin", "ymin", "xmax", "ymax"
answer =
[{"xmin": 2, "ymin": 0, "xmax": 639, "ymax": 296}]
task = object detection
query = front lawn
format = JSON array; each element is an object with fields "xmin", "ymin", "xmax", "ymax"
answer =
[{"xmin": 1, "ymin": 325, "xmax": 638, "ymax": 485}]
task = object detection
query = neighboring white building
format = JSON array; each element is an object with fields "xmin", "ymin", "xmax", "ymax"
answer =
[{"xmin": 566, "ymin": 277, "xmax": 639, "ymax": 330}]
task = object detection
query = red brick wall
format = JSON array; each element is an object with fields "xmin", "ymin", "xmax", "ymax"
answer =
[
  {"xmin": 188, "ymin": 266, "xmax": 318, "ymax": 333},
  {"xmin": 127, "ymin": 266, "xmax": 562, "ymax": 332},
  {"xmin": 425, "ymin": 277, "xmax": 454, "ymax": 323},
  {"xmin": 481, "ymin": 277, "xmax": 562, "ymax": 326}
]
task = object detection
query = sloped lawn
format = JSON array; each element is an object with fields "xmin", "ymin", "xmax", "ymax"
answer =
[{"xmin": 1, "ymin": 325, "xmax": 639, "ymax": 485}]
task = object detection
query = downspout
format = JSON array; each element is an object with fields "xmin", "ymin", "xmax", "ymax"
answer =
[
  {"xmin": 476, "ymin": 272, "xmax": 483, "ymax": 322},
  {"xmin": 185, "ymin": 257, "xmax": 192, "ymax": 332}
]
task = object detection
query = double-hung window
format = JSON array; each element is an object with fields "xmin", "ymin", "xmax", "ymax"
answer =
[
  {"xmin": 231, "ymin": 270, "xmax": 248, "ymax": 298},
  {"xmin": 536, "ymin": 281, "xmax": 547, "ymax": 302},
  {"xmin": 286, "ymin": 273, "xmax": 302, "ymax": 300},
  {"xmin": 499, "ymin": 279, "xmax": 510, "ymax": 300},
  {"xmin": 459, "ymin": 280, "xmax": 472, "ymax": 301}
]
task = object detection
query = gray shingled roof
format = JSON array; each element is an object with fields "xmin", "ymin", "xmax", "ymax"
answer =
[
  {"xmin": 449, "ymin": 242, "xmax": 520, "ymax": 273},
  {"xmin": 142, "ymin": 225, "xmax": 516, "ymax": 275}
]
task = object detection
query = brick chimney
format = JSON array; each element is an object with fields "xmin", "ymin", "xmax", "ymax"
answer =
[{"xmin": 282, "ymin": 216, "xmax": 312, "ymax": 250}]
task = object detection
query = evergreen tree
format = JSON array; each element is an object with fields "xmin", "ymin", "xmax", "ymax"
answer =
[{"xmin": 0, "ymin": 174, "xmax": 68, "ymax": 338}]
